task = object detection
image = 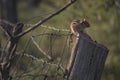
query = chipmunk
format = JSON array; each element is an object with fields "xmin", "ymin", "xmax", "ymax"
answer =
[
  {"xmin": 69, "ymin": 19, "xmax": 90, "ymax": 43},
  {"xmin": 66, "ymin": 19, "xmax": 90, "ymax": 78},
  {"xmin": 70, "ymin": 19, "xmax": 90, "ymax": 37}
]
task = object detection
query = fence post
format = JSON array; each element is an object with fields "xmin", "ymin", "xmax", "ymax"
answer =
[{"xmin": 66, "ymin": 34, "xmax": 109, "ymax": 80}]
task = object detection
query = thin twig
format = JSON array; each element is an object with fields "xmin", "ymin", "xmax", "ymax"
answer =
[
  {"xmin": 41, "ymin": 25, "xmax": 70, "ymax": 32},
  {"xmin": 25, "ymin": 24, "xmax": 70, "ymax": 32},
  {"xmin": 0, "ymin": 19, "xmax": 15, "ymax": 27},
  {"xmin": 0, "ymin": 20, "xmax": 14, "ymax": 37},
  {"xmin": 31, "ymin": 36, "xmax": 52, "ymax": 60},
  {"xmin": 32, "ymin": 33, "xmax": 71, "ymax": 38},
  {"xmin": 23, "ymin": 53, "xmax": 65, "ymax": 72},
  {"xmin": 15, "ymin": 0, "xmax": 76, "ymax": 38}
]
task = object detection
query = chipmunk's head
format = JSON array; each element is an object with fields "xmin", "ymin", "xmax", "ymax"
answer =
[
  {"xmin": 71, "ymin": 19, "xmax": 90, "ymax": 28},
  {"xmin": 80, "ymin": 19, "xmax": 90, "ymax": 28},
  {"xmin": 70, "ymin": 19, "xmax": 90, "ymax": 36}
]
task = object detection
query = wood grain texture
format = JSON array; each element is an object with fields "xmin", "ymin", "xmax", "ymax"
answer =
[{"xmin": 67, "ymin": 34, "xmax": 108, "ymax": 80}]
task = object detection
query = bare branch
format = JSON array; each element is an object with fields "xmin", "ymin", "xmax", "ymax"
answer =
[
  {"xmin": 31, "ymin": 36, "xmax": 52, "ymax": 60},
  {"xmin": 0, "ymin": 20, "xmax": 14, "ymax": 37},
  {"xmin": 0, "ymin": 19, "xmax": 15, "ymax": 27},
  {"xmin": 15, "ymin": 0, "xmax": 77, "ymax": 38},
  {"xmin": 25, "ymin": 24, "xmax": 70, "ymax": 32},
  {"xmin": 41, "ymin": 25, "xmax": 69, "ymax": 32},
  {"xmin": 23, "ymin": 53, "xmax": 65, "ymax": 72}
]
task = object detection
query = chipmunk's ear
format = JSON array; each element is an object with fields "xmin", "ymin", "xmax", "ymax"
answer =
[
  {"xmin": 83, "ymin": 18, "xmax": 86, "ymax": 21},
  {"xmin": 80, "ymin": 18, "xmax": 86, "ymax": 22},
  {"xmin": 80, "ymin": 19, "xmax": 87, "ymax": 23}
]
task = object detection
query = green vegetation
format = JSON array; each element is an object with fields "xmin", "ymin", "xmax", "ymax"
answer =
[
  {"xmin": 15, "ymin": 0, "xmax": 120, "ymax": 80},
  {"xmin": 0, "ymin": 0, "xmax": 120, "ymax": 80}
]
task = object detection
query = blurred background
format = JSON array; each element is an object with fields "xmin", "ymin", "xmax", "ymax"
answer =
[{"xmin": 0, "ymin": 0, "xmax": 120, "ymax": 80}]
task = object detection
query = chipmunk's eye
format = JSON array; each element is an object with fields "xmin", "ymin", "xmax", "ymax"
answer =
[{"xmin": 82, "ymin": 21, "xmax": 90, "ymax": 27}]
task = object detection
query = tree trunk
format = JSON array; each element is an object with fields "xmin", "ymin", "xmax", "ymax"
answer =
[
  {"xmin": 0, "ymin": 0, "xmax": 18, "ymax": 80},
  {"xmin": 1, "ymin": 0, "xmax": 17, "ymax": 33},
  {"xmin": 28, "ymin": 0, "xmax": 41, "ymax": 8}
]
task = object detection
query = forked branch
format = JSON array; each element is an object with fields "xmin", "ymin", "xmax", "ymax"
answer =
[{"xmin": 15, "ymin": 0, "xmax": 77, "ymax": 38}]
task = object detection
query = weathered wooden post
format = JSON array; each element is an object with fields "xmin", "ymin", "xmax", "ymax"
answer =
[{"xmin": 66, "ymin": 33, "xmax": 109, "ymax": 80}]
